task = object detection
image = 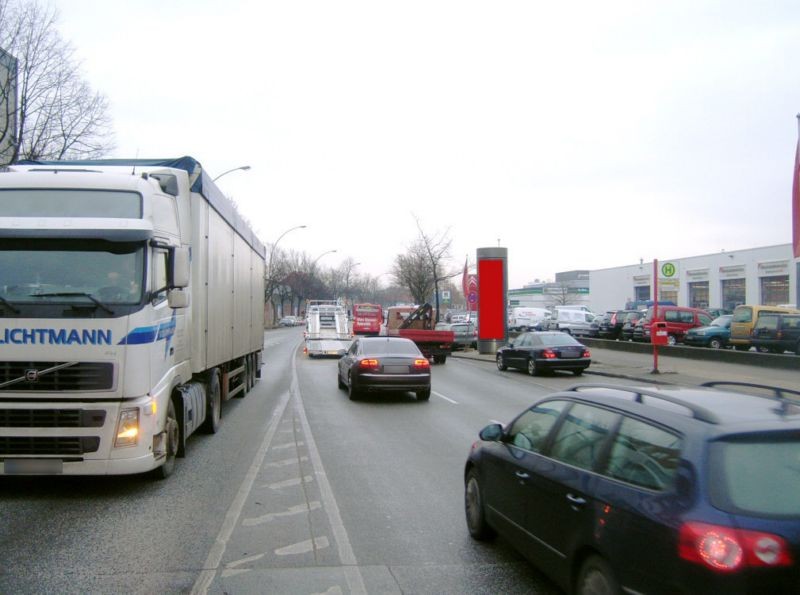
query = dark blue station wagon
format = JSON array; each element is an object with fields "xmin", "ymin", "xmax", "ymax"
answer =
[{"xmin": 464, "ymin": 382, "xmax": 800, "ymax": 594}]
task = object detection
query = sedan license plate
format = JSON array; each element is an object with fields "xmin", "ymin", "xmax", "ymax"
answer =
[
  {"xmin": 384, "ymin": 365, "xmax": 408, "ymax": 373},
  {"xmin": 559, "ymin": 349, "xmax": 580, "ymax": 359},
  {"xmin": 4, "ymin": 458, "xmax": 63, "ymax": 474}
]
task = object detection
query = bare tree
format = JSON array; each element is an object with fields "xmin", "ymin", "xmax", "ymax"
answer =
[
  {"xmin": 411, "ymin": 217, "xmax": 460, "ymax": 323},
  {"xmin": 392, "ymin": 240, "xmax": 435, "ymax": 305},
  {"xmin": 0, "ymin": 0, "xmax": 114, "ymax": 164}
]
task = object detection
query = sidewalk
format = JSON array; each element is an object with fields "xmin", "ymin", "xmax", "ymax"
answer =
[{"xmin": 451, "ymin": 346, "xmax": 798, "ymax": 390}]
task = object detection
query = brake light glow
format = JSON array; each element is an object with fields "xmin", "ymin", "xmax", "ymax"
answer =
[
  {"xmin": 582, "ymin": 349, "xmax": 591, "ymax": 358},
  {"xmin": 541, "ymin": 349, "xmax": 557, "ymax": 359},
  {"xmin": 678, "ymin": 522, "xmax": 792, "ymax": 572},
  {"xmin": 359, "ymin": 359, "xmax": 380, "ymax": 369},
  {"xmin": 413, "ymin": 359, "xmax": 430, "ymax": 369}
]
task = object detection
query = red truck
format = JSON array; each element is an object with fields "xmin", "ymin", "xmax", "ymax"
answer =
[
  {"xmin": 352, "ymin": 303, "xmax": 383, "ymax": 336},
  {"xmin": 384, "ymin": 303, "xmax": 454, "ymax": 364}
]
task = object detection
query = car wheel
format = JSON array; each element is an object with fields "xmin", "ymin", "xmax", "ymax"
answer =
[
  {"xmin": 464, "ymin": 469, "xmax": 495, "ymax": 541},
  {"xmin": 757, "ymin": 345, "xmax": 770, "ymax": 353},
  {"xmin": 416, "ymin": 388, "xmax": 431, "ymax": 401},
  {"xmin": 201, "ymin": 369, "xmax": 221, "ymax": 434},
  {"xmin": 337, "ymin": 367, "xmax": 346, "ymax": 390},
  {"xmin": 667, "ymin": 334, "xmax": 677, "ymax": 346},
  {"xmin": 795, "ymin": 340, "xmax": 800, "ymax": 356},
  {"xmin": 347, "ymin": 373, "xmax": 360, "ymax": 401},
  {"xmin": 709, "ymin": 337, "xmax": 722, "ymax": 349},
  {"xmin": 576, "ymin": 555, "xmax": 620, "ymax": 595},
  {"xmin": 573, "ymin": 369, "xmax": 583, "ymax": 376},
  {"xmin": 527, "ymin": 358, "xmax": 538, "ymax": 376},
  {"xmin": 496, "ymin": 354, "xmax": 507, "ymax": 371},
  {"xmin": 153, "ymin": 397, "xmax": 179, "ymax": 479}
]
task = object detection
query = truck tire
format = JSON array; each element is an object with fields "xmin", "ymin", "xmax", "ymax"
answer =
[
  {"xmin": 153, "ymin": 397, "xmax": 179, "ymax": 479},
  {"xmin": 202, "ymin": 369, "xmax": 222, "ymax": 434},
  {"xmin": 434, "ymin": 354, "xmax": 447, "ymax": 364}
]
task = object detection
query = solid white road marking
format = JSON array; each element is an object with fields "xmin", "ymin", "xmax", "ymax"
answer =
[{"xmin": 433, "ymin": 390, "xmax": 458, "ymax": 404}]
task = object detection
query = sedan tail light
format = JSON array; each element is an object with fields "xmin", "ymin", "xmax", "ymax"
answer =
[
  {"xmin": 678, "ymin": 521, "xmax": 793, "ymax": 572},
  {"xmin": 541, "ymin": 349, "xmax": 557, "ymax": 359},
  {"xmin": 359, "ymin": 359, "xmax": 380, "ymax": 369},
  {"xmin": 412, "ymin": 359, "xmax": 430, "ymax": 370},
  {"xmin": 582, "ymin": 349, "xmax": 591, "ymax": 358}
]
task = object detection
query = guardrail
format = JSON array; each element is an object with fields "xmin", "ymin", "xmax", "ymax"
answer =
[{"xmin": 579, "ymin": 337, "xmax": 800, "ymax": 371}]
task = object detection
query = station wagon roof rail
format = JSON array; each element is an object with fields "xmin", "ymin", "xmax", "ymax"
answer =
[
  {"xmin": 701, "ymin": 381, "xmax": 800, "ymax": 415},
  {"xmin": 566, "ymin": 383, "xmax": 721, "ymax": 424}
]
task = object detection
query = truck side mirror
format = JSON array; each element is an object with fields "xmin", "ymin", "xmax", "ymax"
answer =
[
  {"xmin": 168, "ymin": 288, "xmax": 189, "ymax": 309},
  {"xmin": 171, "ymin": 247, "xmax": 190, "ymax": 288}
]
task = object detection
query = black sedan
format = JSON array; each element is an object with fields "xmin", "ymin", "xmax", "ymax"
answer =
[
  {"xmin": 495, "ymin": 331, "xmax": 590, "ymax": 376},
  {"xmin": 337, "ymin": 336, "xmax": 432, "ymax": 401}
]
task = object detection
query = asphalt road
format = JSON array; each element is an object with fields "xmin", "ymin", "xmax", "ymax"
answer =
[{"xmin": 1, "ymin": 328, "xmax": 791, "ymax": 594}]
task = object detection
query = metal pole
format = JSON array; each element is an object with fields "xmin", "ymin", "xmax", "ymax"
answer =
[{"xmin": 652, "ymin": 259, "xmax": 659, "ymax": 374}]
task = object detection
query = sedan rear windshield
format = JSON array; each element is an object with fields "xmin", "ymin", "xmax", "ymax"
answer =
[
  {"xmin": 362, "ymin": 339, "xmax": 421, "ymax": 356},
  {"xmin": 709, "ymin": 433, "xmax": 800, "ymax": 516}
]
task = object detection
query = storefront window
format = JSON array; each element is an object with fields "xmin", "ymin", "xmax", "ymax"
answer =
[
  {"xmin": 760, "ymin": 275, "xmax": 789, "ymax": 306},
  {"xmin": 634, "ymin": 286, "xmax": 650, "ymax": 302},
  {"xmin": 689, "ymin": 281, "xmax": 709, "ymax": 309},
  {"xmin": 721, "ymin": 278, "xmax": 746, "ymax": 310}
]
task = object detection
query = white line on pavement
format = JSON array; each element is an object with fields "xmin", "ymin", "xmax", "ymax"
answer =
[{"xmin": 433, "ymin": 390, "xmax": 458, "ymax": 404}]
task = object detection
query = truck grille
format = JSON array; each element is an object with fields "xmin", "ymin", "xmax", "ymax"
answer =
[
  {"xmin": 0, "ymin": 409, "xmax": 106, "ymax": 428},
  {"xmin": 0, "ymin": 436, "xmax": 100, "ymax": 455},
  {"xmin": 0, "ymin": 362, "xmax": 113, "ymax": 392}
]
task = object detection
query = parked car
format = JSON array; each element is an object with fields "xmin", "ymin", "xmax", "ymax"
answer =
[
  {"xmin": 599, "ymin": 309, "xmax": 639, "ymax": 340},
  {"xmin": 543, "ymin": 309, "xmax": 596, "ymax": 335},
  {"xmin": 683, "ymin": 314, "xmax": 732, "ymax": 349},
  {"xmin": 633, "ymin": 306, "xmax": 712, "ymax": 344},
  {"xmin": 435, "ymin": 322, "xmax": 477, "ymax": 350},
  {"xmin": 464, "ymin": 381, "xmax": 800, "ymax": 595},
  {"xmin": 751, "ymin": 313, "xmax": 800, "ymax": 354},
  {"xmin": 495, "ymin": 331, "xmax": 591, "ymax": 376},
  {"xmin": 337, "ymin": 336, "xmax": 431, "ymax": 401},
  {"xmin": 576, "ymin": 313, "xmax": 604, "ymax": 338},
  {"xmin": 278, "ymin": 315, "xmax": 298, "ymax": 327},
  {"xmin": 619, "ymin": 310, "xmax": 645, "ymax": 341},
  {"xmin": 729, "ymin": 304, "xmax": 800, "ymax": 351}
]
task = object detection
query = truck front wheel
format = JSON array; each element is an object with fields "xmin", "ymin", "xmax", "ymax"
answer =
[
  {"xmin": 202, "ymin": 369, "xmax": 222, "ymax": 434},
  {"xmin": 433, "ymin": 354, "xmax": 447, "ymax": 364},
  {"xmin": 153, "ymin": 397, "xmax": 179, "ymax": 479}
]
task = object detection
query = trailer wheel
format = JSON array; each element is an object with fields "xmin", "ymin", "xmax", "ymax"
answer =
[
  {"xmin": 153, "ymin": 397, "xmax": 179, "ymax": 479},
  {"xmin": 202, "ymin": 369, "xmax": 222, "ymax": 434}
]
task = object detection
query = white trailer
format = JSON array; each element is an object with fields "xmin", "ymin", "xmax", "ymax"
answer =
[
  {"xmin": 0, "ymin": 157, "xmax": 265, "ymax": 478},
  {"xmin": 304, "ymin": 299, "xmax": 352, "ymax": 356}
]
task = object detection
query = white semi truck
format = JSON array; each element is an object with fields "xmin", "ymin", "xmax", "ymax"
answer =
[{"xmin": 0, "ymin": 157, "xmax": 265, "ymax": 478}]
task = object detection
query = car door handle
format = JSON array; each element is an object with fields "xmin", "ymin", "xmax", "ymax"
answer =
[
  {"xmin": 515, "ymin": 471, "xmax": 530, "ymax": 480},
  {"xmin": 566, "ymin": 493, "xmax": 586, "ymax": 507}
]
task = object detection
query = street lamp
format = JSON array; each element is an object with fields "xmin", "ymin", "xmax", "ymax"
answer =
[
  {"xmin": 267, "ymin": 225, "xmax": 307, "ymax": 323},
  {"xmin": 311, "ymin": 249, "xmax": 337, "ymax": 268},
  {"xmin": 213, "ymin": 165, "xmax": 251, "ymax": 182}
]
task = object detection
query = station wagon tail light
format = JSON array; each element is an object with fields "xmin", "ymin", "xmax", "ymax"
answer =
[
  {"xmin": 359, "ymin": 359, "xmax": 380, "ymax": 369},
  {"xmin": 412, "ymin": 359, "xmax": 430, "ymax": 369},
  {"xmin": 679, "ymin": 522, "xmax": 793, "ymax": 571}
]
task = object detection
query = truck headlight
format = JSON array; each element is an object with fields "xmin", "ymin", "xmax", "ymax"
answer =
[{"xmin": 115, "ymin": 408, "xmax": 140, "ymax": 447}]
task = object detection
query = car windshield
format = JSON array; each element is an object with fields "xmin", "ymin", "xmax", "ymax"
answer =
[
  {"xmin": 709, "ymin": 434, "xmax": 800, "ymax": 516},
  {"xmin": 711, "ymin": 315, "xmax": 732, "ymax": 327},
  {"xmin": 362, "ymin": 339, "xmax": 422, "ymax": 356}
]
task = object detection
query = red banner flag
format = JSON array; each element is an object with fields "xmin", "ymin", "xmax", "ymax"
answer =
[
  {"xmin": 462, "ymin": 256, "xmax": 468, "ymax": 298},
  {"xmin": 793, "ymin": 116, "xmax": 800, "ymax": 258}
]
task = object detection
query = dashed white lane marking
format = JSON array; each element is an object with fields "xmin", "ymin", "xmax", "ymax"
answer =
[
  {"xmin": 271, "ymin": 441, "xmax": 305, "ymax": 450},
  {"xmin": 261, "ymin": 475, "xmax": 314, "ymax": 490},
  {"xmin": 190, "ymin": 352, "xmax": 296, "ymax": 594},
  {"xmin": 433, "ymin": 390, "xmax": 458, "ymax": 404},
  {"xmin": 263, "ymin": 455, "xmax": 309, "ymax": 467},
  {"xmin": 242, "ymin": 501, "xmax": 322, "ymax": 526},
  {"xmin": 275, "ymin": 536, "xmax": 330, "ymax": 556}
]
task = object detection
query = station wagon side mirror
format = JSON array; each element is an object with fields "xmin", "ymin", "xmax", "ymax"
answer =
[{"xmin": 478, "ymin": 423, "xmax": 504, "ymax": 442}]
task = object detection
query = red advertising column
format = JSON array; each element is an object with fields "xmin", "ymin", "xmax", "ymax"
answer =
[{"xmin": 476, "ymin": 247, "xmax": 508, "ymax": 354}]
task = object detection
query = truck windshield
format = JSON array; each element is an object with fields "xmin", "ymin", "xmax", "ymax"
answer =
[{"xmin": 0, "ymin": 239, "xmax": 145, "ymax": 304}]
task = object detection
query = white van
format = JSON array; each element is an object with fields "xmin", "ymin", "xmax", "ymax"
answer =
[
  {"xmin": 509, "ymin": 307, "xmax": 551, "ymax": 331},
  {"xmin": 553, "ymin": 305, "xmax": 594, "ymax": 314},
  {"xmin": 544, "ymin": 308, "xmax": 596, "ymax": 335}
]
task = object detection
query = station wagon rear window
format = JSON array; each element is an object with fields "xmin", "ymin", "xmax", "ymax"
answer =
[
  {"xmin": 709, "ymin": 433, "xmax": 800, "ymax": 516},
  {"xmin": 0, "ymin": 189, "xmax": 142, "ymax": 218}
]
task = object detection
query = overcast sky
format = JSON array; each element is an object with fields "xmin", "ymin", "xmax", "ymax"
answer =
[{"xmin": 51, "ymin": 0, "xmax": 800, "ymax": 289}]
